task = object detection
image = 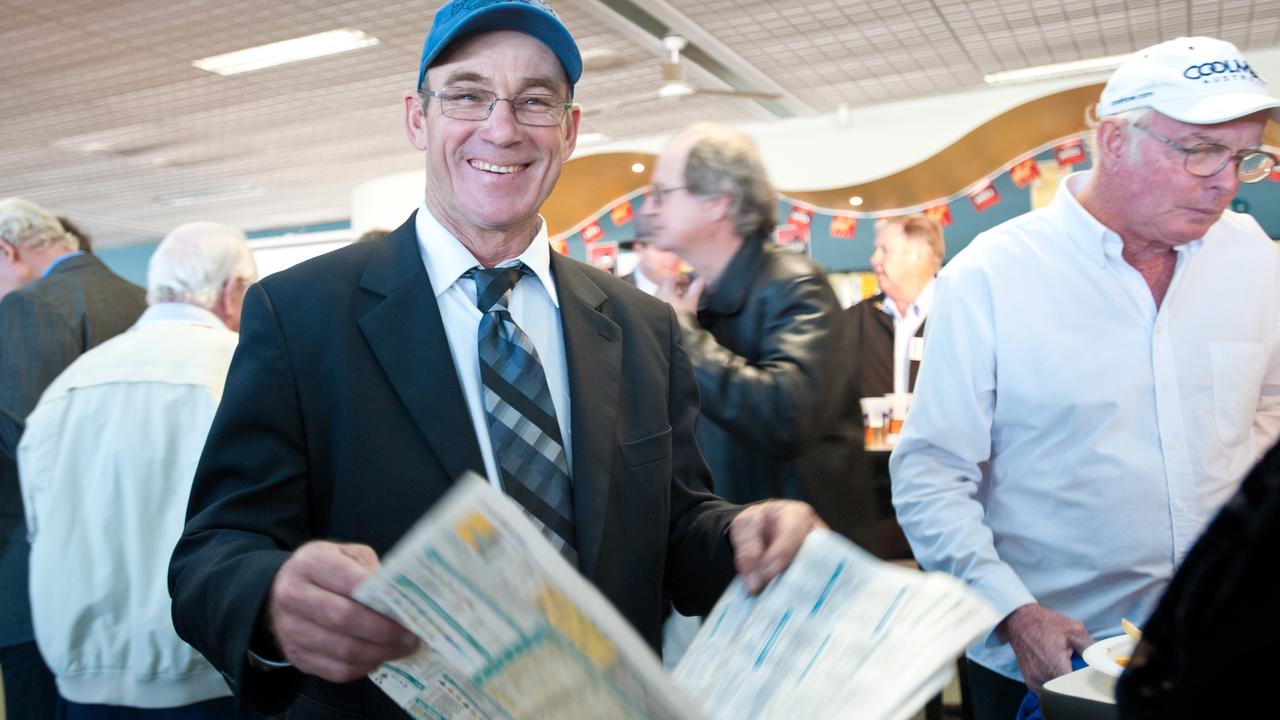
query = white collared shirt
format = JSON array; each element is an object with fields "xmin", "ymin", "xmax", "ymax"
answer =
[
  {"xmin": 632, "ymin": 265, "xmax": 660, "ymax": 297},
  {"xmin": 883, "ymin": 279, "xmax": 935, "ymax": 394},
  {"xmin": 891, "ymin": 172, "xmax": 1280, "ymax": 680},
  {"xmin": 414, "ymin": 204, "xmax": 572, "ymax": 488}
]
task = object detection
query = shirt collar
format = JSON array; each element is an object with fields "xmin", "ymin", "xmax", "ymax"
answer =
[
  {"xmin": 136, "ymin": 302, "xmax": 226, "ymax": 329},
  {"xmin": 632, "ymin": 265, "xmax": 660, "ymax": 295},
  {"xmin": 41, "ymin": 250, "xmax": 84, "ymax": 277},
  {"xmin": 883, "ymin": 278, "xmax": 936, "ymax": 320},
  {"xmin": 414, "ymin": 202, "xmax": 559, "ymax": 308},
  {"xmin": 1057, "ymin": 171, "xmax": 1204, "ymax": 267}
]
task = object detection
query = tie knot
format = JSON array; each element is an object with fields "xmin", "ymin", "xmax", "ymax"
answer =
[{"xmin": 468, "ymin": 263, "xmax": 529, "ymax": 313}]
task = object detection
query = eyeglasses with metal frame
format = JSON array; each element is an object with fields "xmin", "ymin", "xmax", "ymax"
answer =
[
  {"xmin": 1132, "ymin": 123, "xmax": 1277, "ymax": 183},
  {"xmin": 643, "ymin": 184, "xmax": 688, "ymax": 206},
  {"xmin": 420, "ymin": 88, "xmax": 573, "ymax": 127}
]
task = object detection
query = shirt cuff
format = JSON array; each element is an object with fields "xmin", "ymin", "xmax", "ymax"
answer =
[{"xmin": 247, "ymin": 648, "xmax": 293, "ymax": 671}]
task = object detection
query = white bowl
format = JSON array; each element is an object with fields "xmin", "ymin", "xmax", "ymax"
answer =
[{"xmin": 1081, "ymin": 634, "xmax": 1136, "ymax": 677}]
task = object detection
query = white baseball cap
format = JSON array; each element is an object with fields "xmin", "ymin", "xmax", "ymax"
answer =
[{"xmin": 1098, "ymin": 36, "xmax": 1280, "ymax": 124}]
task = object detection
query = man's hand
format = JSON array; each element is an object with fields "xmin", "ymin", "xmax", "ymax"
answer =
[
  {"xmin": 656, "ymin": 276, "xmax": 705, "ymax": 318},
  {"xmin": 729, "ymin": 500, "xmax": 825, "ymax": 594},
  {"xmin": 267, "ymin": 541, "xmax": 420, "ymax": 683},
  {"xmin": 1002, "ymin": 603, "xmax": 1093, "ymax": 693}
]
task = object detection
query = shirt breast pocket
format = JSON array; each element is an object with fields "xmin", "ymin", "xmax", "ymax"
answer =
[
  {"xmin": 1209, "ymin": 341, "xmax": 1266, "ymax": 447},
  {"xmin": 619, "ymin": 427, "xmax": 672, "ymax": 469}
]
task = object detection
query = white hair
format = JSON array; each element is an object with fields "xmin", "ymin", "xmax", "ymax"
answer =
[
  {"xmin": 0, "ymin": 197, "xmax": 79, "ymax": 252},
  {"xmin": 147, "ymin": 222, "xmax": 258, "ymax": 309},
  {"xmin": 1093, "ymin": 107, "xmax": 1155, "ymax": 168}
]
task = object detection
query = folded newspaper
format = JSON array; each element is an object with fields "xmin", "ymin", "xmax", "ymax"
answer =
[{"xmin": 353, "ymin": 474, "xmax": 998, "ymax": 719}]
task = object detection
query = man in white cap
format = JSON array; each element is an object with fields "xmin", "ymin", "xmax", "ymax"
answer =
[{"xmin": 891, "ymin": 36, "xmax": 1280, "ymax": 719}]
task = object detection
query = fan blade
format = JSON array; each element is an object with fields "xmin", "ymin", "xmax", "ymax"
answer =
[
  {"xmin": 581, "ymin": 91, "xmax": 664, "ymax": 117},
  {"xmin": 689, "ymin": 88, "xmax": 782, "ymax": 101}
]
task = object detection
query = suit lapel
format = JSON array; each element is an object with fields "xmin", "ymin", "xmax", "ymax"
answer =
[
  {"xmin": 550, "ymin": 254, "xmax": 621, "ymax": 578},
  {"xmin": 357, "ymin": 215, "xmax": 484, "ymax": 482}
]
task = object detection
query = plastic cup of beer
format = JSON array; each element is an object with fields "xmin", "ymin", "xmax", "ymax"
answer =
[
  {"xmin": 860, "ymin": 397, "xmax": 890, "ymax": 447},
  {"xmin": 886, "ymin": 392, "xmax": 912, "ymax": 435}
]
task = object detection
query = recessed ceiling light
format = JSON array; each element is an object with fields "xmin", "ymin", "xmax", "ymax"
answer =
[
  {"xmin": 193, "ymin": 29, "xmax": 379, "ymax": 76},
  {"xmin": 848, "ymin": 196, "xmax": 863, "ymax": 206},
  {"xmin": 983, "ymin": 53, "xmax": 1132, "ymax": 86},
  {"xmin": 631, "ymin": 163, "xmax": 646, "ymax": 173}
]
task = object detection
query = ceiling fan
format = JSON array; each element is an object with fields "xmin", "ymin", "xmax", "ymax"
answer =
[{"xmin": 584, "ymin": 35, "xmax": 781, "ymax": 116}]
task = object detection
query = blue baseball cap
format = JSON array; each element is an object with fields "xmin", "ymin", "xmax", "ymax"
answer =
[{"xmin": 417, "ymin": 0, "xmax": 582, "ymax": 95}]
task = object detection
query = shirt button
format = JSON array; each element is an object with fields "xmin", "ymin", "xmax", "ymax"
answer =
[{"xmin": 1176, "ymin": 502, "xmax": 1188, "ymax": 512}]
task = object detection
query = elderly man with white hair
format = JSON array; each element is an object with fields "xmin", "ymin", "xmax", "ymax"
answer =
[
  {"xmin": 17, "ymin": 222, "xmax": 258, "ymax": 719},
  {"xmin": 0, "ymin": 197, "xmax": 146, "ymax": 719},
  {"xmin": 891, "ymin": 37, "xmax": 1280, "ymax": 719}
]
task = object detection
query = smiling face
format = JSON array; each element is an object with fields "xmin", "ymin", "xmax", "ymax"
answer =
[
  {"xmin": 1112, "ymin": 110, "xmax": 1268, "ymax": 247},
  {"xmin": 406, "ymin": 30, "xmax": 580, "ymax": 246}
]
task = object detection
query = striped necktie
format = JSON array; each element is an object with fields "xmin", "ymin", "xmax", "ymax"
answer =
[{"xmin": 467, "ymin": 263, "xmax": 578, "ymax": 564}]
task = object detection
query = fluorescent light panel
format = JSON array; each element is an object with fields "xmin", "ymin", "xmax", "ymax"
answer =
[
  {"xmin": 193, "ymin": 29, "xmax": 378, "ymax": 76},
  {"xmin": 984, "ymin": 53, "xmax": 1133, "ymax": 86}
]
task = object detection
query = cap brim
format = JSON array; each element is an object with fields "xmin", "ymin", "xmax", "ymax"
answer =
[{"xmin": 1155, "ymin": 92, "xmax": 1280, "ymax": 124}]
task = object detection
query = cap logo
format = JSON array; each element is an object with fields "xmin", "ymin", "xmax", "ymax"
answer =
[
  {"xmin": 1183, "ymin": 59, "xmax": 1261, "ymax": 83},
  {"xmin": 438, "ymin": 0, "xmax": 559, "ymax": 23}
]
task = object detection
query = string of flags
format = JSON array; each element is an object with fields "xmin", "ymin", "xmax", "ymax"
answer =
[{"xmin": 554, "ymin": 130, "xmax": 1276, "ymax": 251}]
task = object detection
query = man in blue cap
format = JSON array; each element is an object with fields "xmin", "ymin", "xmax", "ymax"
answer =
[{"xmin": 168, "ymin": 1, "xmax": 822, "ymax": 716}]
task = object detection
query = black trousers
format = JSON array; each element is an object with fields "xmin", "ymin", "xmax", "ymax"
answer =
[
  {"xmin": 0, "ymin": 640, "xmax": 59, "ymax": 720},
  {"xmin": 964, "ymin": 658, "xmax": 1028, "ymax": 720}
]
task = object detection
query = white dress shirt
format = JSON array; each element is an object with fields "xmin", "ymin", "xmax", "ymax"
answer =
[
  {"xmin": 890, "ymin": 172, "xmax": 1280, "ymax": 679},
  {"xmin": 414, "ymin": 204, "xmax": 572, "ymax": 488},
  {"xmin": 883, "ymin": 279, "xmax": 935, "ymax": 394}
]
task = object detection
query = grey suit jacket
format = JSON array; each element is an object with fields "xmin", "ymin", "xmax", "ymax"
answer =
[{"xmin": 0, "ymin": 253, "xmax": 146, "ymax": 645}]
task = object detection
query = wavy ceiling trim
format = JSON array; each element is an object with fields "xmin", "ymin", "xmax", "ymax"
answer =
[{"xmin": 545, "ymin": 83, "xmax": 1280, "ymax": 236}]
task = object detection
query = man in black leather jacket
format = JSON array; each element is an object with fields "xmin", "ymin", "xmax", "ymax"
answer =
[{"xmin": 643, "ymin": 123, "xmax": 872, "ymax": 545}]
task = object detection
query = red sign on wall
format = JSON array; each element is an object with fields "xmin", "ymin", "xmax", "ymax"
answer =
[
  {"xmin": 924, "ymin": 204, "xmax": 952, "ymax": 227},
  {"xmin": 610, "ymin": 201, "xmax": 634, "ymax": 226},
  {"xmin": 787, "ymin": 205, "xmax": 813, "ymax": 229},
  {"xmin": 969, "ymin": 183, "xmax": 1000, "ymax": 212},
  {"xmin": 1054, "ymin": 139, "xmax": 1086, "ymax": 167},
  {"xmin": 587, "ymin": 241, "xmax": 618, "ymax": 274},
  {"xmin": 1009, "ymin": 157, "xmax": 1041, "ymax": 189},
  {"xmin": 829, "ymin": 215, "xmax": 857, "ymax": 239},
  {"xmin": 581, "ymin": 221, "xmax": 604, "ymax": 244}
]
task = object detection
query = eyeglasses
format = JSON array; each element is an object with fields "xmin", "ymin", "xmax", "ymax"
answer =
[
  {"xmin": 1132, "ymin": 123, "xmax": 1277, "ymax": 183},
  {"xmin": 421, "ymin": 88, "xmax": 572, "ymax": 127},
  {"xmin": 644, "ymin": 184, "xmax": 688, "ymax": 207}
]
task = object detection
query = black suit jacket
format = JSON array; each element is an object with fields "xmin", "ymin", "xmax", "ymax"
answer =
[
  {"xmin": 845, "ymin": 292, "xmax": 924, "ymax": 401},
  {"xmin": 169, "ymin": 215, "xmax": 739, "ymax": 717},
  {"xmin": 0, "ymin": 253, "xmax": 145, "ymax": 646}
]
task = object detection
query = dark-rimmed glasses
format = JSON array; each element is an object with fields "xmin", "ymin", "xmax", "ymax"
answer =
[
  {"xmin": 421, "ymin": 88, "xmax": 572, "ymax": 127},
  {"xmin": 1133, "ymin": 123, "xmax": 1277, "ymax": 183}
]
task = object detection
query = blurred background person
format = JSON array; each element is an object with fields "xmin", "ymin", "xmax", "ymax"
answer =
[
  {"xmin": 846, "ymin": 214, "xmax": 944, "ymax": 559},
  {"xmin": 892, "ymin": 37, "xmax": 1280, "ymax": 719},
  {"xmin": 18, "ymin": 222, "xmax": 258, "ymax": 718},
  {"xmin": 644, "ymin": 122, "xmax": 873, "ymax": 547},
  {"xmin": 621, "ymin": 215, "xmax": 686, "ymax": 297},
  {"xmin": 355, "ymin": 228, "xmax": 390, "ymax": 243},
  {"xmin": 0, "ymin": 197, "xmax": 146, "ymax": 720},
  {"xmin": 57, "ymin": 215, "xmax": 93, "ymax": 255}
]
